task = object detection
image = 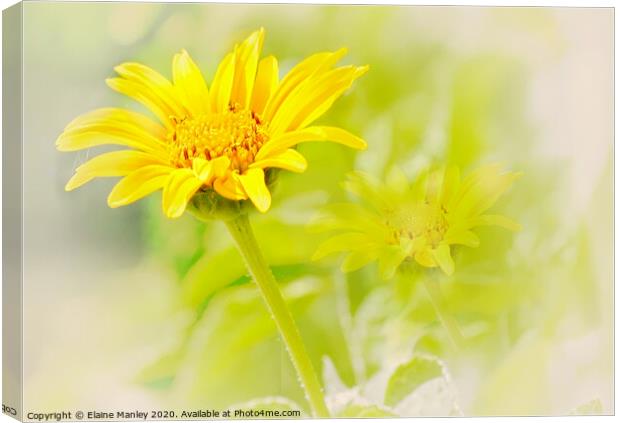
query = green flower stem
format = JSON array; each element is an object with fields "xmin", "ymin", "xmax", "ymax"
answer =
[
  {"xmin": 422, "ymin": 276, "xmax": 465, "ymax": 349},
  {"xmin": 224, "ymin": 212, "xmax": 330, "ymax": 418}
]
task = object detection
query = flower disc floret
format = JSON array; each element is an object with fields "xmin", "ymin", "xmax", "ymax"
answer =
[{"xmin": 170, "ymin": 107, "xmax": 268, "ymax": 172}]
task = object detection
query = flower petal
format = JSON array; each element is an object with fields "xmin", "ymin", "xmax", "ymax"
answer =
[
  {"xmin": 442, "ymin": 229, "xmax": 480, "ymax": 247},
  {"xmin": 263, "ymin": 48, "xmax": 347, "ymax": 122},
  {"xmin": 410, "ymin": 168, "xmax": 430, "ymax": 203},
  {"xmin": 250, "ymin": 55, "xmax": 279, "ymax": 115},
  {"xmin": 269, "ymin": 65, "xmax": 368, "ymax": 135},
  {"xmin": 294, "ymin": 65, "xmax": 368, "ymax": 131},
  {"xmin": 341, "ymin": 249, "xmax": 379, "ymax": 273},
  {"xmin": 378, "ymin": 245, "xmax": 408, "ymax": 280},
  {"xmin": 312, "ymin": 232, "xmax": 375, "ymax": 261},
  {"xmin": 256, "ymin": 126, "xmax": 366, "ymax": 160},
  {"xmin": 312, "ymin": 126, "xmax": 367, "ymax": 149},
  {"xmin": 343, "ymin": 171, "xmax": 390, "ymax": 210},
  {"xmin": 385, "ymin": 166, "xmax": 410, "ymax": 197},
  {"xmin": 56, "ymin": 108, "xmax": 168, "ymax": 155},
  {"xmin": 231, "ymin": 28, "xmax": 265, "ymax": 109},
  {"xmin": 468, "ymin": 214, "xmax": 521, "ymax": 231},
  {"xmin": 108, "ymin": 62, "xmax": 186, "ymax": 127},
  {"xmin": 440, "ymin": 165, "xmax": 460, "ymax": 209},
  {"xmin": 250, "ymin": 149, "xmax": 307, "ymax": 173},
  {"xmin": 173, "ymin": 49, "xmax": 209, "ymax": 116},
  {"xmin": 414, "ymin": 249, "xmax": 436, "ymax": 268},
  {"xmin": 192, "ymin": 156, "xmax": 231, "ymax": 183},
  {"xmin": 210, "ymin": 51, "xmax": 236, "ymax": 113},
  {"xmin": 107, "ymin": 164, "xmax": 173, "ymax": 208},
  {"xmin": 62, "ymin": 107, "xmax": 167, "ymax": 139},
  {"xmin": 65, "ymin": 150, "xmax": 166, "ymax": 191},
  {"xmin": 309, "ymin": 202, "xmax": 388, "ymax": 238},
  {"xmin": 238, "ymin": 168, "xmax": 271, "ymax": 212},
  {"xmin": 450, "ymin": 164, "xmax": 521, "ymax": 217},
  {"xmin": 213, "ymin": 174, "xmax": 248, "ymax": 201},
  {"xmin": 431, "ymin": 244, "xmax": 455, "ymax": 276},
  {"xmin": 162, "ymin": 169, "xmax": 205, "ymax": 218},
  {"xmin": 426, "ymin": 167, "xmax": 446, "ymax": 205}
]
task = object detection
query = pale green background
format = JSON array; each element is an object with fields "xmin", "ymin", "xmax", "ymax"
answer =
[{"xmin": 20, "ymin": 2, "xmax": 612, "ymax": 416}]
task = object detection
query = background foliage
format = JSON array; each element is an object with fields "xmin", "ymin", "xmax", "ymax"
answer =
[{"xmin": 22, "ymin": 3, "xmax": 612, "ymax": 416}]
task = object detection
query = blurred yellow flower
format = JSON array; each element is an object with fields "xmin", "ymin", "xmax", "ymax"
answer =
[
  {"xmin": 57, "ymin": 28, "xmax": 368, "ymax": 217},
  {"xmin": 312, "ymin": 164, "xmax": 521, "ymax": 278}
]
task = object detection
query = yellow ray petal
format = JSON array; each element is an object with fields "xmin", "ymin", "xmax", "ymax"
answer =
[
  {"xmin": 292, "ymin": 65, "xmax": 369, "ymax": 131},
  {"xmin": 269, "ymin": 65, "xmax": 367, "ymax": 134},
  {"xmin": 114, "ymin": 63, "xmax": 184, "ymax": 113},
  {"xmin": 312, "ymin": 232, "xmax": 374, "ymax": 261},
  {"xmin": 230, "ymin": 28, "xmax": 265, "ymax": 109},
  {"xmin": 65, "ymin": 150, "xmax": 166, "ymax": 191},
  {"xmin": 250, "ymin": 148, "xmax": 307, "ymax": 173},
  {"xmin": 56, "ymin": 108, "xmax": 168, "ymax": 155},
  {"xmin": 414, "ymin": 249, "xmax": 436, "ymax": 268},
  {"xmin": 210, "ymin": 51, "xmax": 236, "ymax": 113},
  {"xmin": 213, "ymin": 174, "xmax": 248, "ymax": 201},
  {"xmin": 162, "ymin": 169, "xmax": 205, "ymax": 218},
  {"xmin": 378, "ymin": 246, "xmax": 408, "ymax": 280},
  {"xmin": 173, "ymin": 49, "xmax": 209, "ymax": 116},
  {"xmin": 250, "ymin": 55, "xmax": 279, "ymax": 115},
  {"xmin": 467, "ymin": 214, "xmax": 521, "ymax": 231},
  {"xmin": 309, "ymin": 202, "xmax": 389, "ymax": 239},
  {"xmin": 431, "ymin": 245, "xmax": 455, "ymax": 276},
  {"xmin": 453, "ymin": 167, "xmax": 521, "ymax": 218},
  {"xmin": 440, "ymin": 165, "xmax": 460, "ymax": 209},
  {"xmin": 309, "ymin": 126, "xmax": 367, "ymax": 149},
  {"xmin": 105, "ymin": 78, "xmax": 171, "ymax": 129},
  {"xmin": 192, "ymin": 156, "xmax": 231, "ymax": 183},
  {"xmin": 448, "ymin": 164, "xmax": 502, "ymax": 210},
  {"xmin": 107, "ymin": 164, "xmax": 173, "ymax": 208},
  {"xmin": 63, "ymin": 108, "xmax": 167, "ymax": 139},
  {"xmin": 425, "ymin": 167, "xmax": 446, "ymax": 205},
  {"xmin": 268, "ymin": 66, "xmax": 356, "ymax": 134},
  {"xmin": 263, "ymin": 48, "xmax": 347, "ymax": 122},
  {"xmin": 256, "ymin": 126, "xmax": 366, "ymax": 160},
  {"xmin": 108, "ymin": 62, "xmax": 186, "ymax": 127},
  {"xmin": 341, "ymin": 249, "xmax": 379, "ymax": 273},
  {"xmin": 442, "ymin": 229, "xmax": 480, "ymax": 247},
  {"xmin": 238, "ymin": 168, "xmax": 271, "ymax": 212},
  {"xmin": 343, "ymin": 171, "xmax": 391, "ymax": 210}
]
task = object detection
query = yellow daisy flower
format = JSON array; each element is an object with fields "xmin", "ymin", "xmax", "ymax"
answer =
[
  {"xmin": 312, "ymin": 164, "xmax": 521, "ymax": 278},
  {"xmin": 57, "ymin": 28, "xmax": 368, "ymax": 218}
]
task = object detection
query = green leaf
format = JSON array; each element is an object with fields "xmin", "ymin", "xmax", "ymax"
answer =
[
  {"xmin": 181, "ymin": 221, "xmax": 327, "ymax": 309},
  {"xmin": 143, "ymin": 195, "xmax": 207, "ymax": 278},
  {"xmin": 170, "ymin": 277, "xmax": 342, "ymax": 409},
  {"xmin": 181, "ymin": 247, "xmax": 246, "ymax": 308},
  {"xmin": 384, "ymin": 356, "xmax": 444, "ymax": 407},
  {"xmin": 138, "ymin": 263, "xmax": 323, "ymax": 391}
]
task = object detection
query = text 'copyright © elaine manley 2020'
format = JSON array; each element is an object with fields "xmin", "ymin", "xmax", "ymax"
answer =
[{"xmin": 25, "ymin": 408, "xmax": 303, "ymax": 421}]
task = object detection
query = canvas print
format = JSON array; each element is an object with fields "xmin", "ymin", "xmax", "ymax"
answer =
[{"xmin": 2, "ymin": 2, "xmax": 614, "ymax": 420}]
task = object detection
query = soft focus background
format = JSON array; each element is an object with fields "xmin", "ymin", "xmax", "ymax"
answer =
[{"xmin": 22, "ymin": 3, "xmax": 612, "ymax": 417}]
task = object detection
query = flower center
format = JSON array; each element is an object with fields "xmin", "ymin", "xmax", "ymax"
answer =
[
  {"xmin": 169, "ymin": 108, "xmax": 268, "ymax": 172},
  {"xmin": 387, "ymin": 203, "xmax": 448, "ymax": 249}
]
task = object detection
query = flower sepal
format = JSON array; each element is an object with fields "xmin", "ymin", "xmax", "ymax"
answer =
[
  {"xmin": 187, "ymin": 167, "xmax": 282, "ymax": 221},
  {"xmin": 186, "ymin": 189, "xmax": 249, "ymax": 221}
]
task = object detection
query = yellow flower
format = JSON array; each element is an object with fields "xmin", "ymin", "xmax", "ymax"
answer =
[
  {"xmin": 312, "ymin": 164, "xmax": 521, "ymax": 278},
  {"xmin": 57, "ymin": 29, "xmax": 368, "ymax": 218}
]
